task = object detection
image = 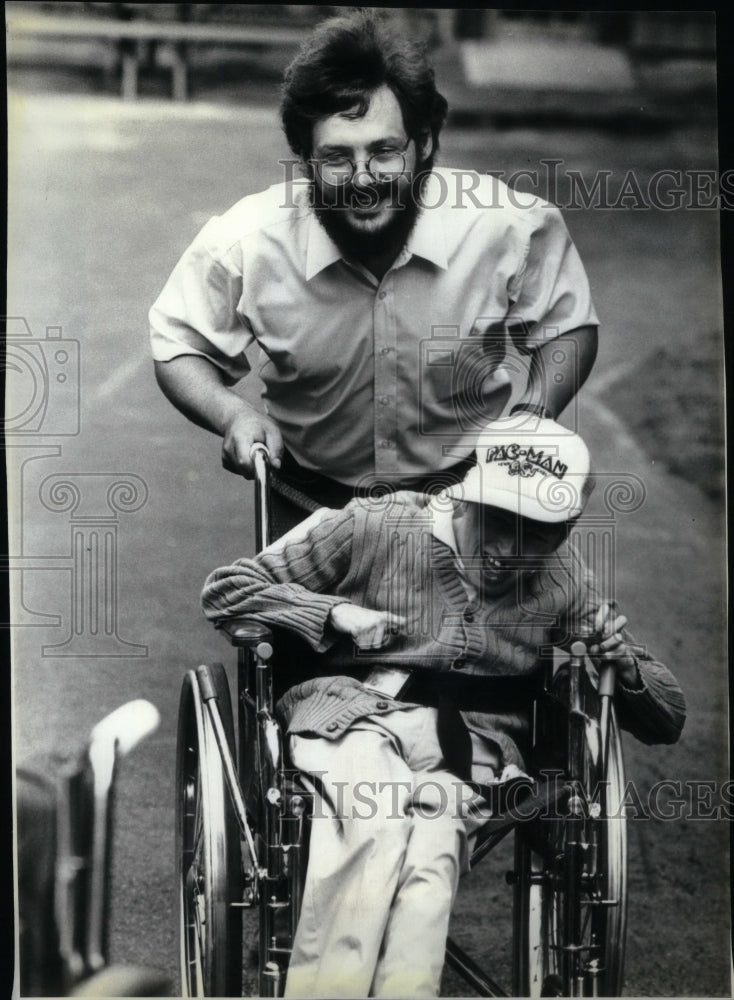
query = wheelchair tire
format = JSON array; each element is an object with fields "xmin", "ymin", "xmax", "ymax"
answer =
[
  {"xmin": 515, "ymin": 706, "xmax": 628, "ymax": 997},
  {"xmin": 176, "ymin": 664, "xmax": 243, "ymax": 997}
]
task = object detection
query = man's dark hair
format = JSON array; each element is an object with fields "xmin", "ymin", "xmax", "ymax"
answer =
[{"xmin": 280, "ymin": 10, "xmax": 448, "ymax": 165}]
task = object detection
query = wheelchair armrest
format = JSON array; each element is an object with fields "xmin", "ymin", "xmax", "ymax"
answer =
[{"xmin": 216, "ymin": 618, "xmax": 274, "ymax": 650}]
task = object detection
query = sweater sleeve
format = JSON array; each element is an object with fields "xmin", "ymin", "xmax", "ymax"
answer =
[
  {"xmin": 550, "ymin": 544, "xmax": 686, "ymax": 746},
  {"xmin": 611, "ymin": 628, "xmax": 686, "ymax": 746},
  {"xmin": 201, "ymin": 505, "xmax": 357, "ymax": 651}
]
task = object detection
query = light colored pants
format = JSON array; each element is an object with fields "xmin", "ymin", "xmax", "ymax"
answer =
[{"xmin": 284, "ymin": 706, "xmax": 499, "ymax": 999}]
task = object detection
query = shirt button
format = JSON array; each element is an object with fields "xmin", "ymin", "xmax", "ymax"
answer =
[
  {"xmin": 376, "ymin": 701, "xmax": 389, "ymax": 710},
  {"xmin": 380, "ymin": 346, "xmax": 390, "ymax": 355},
  {"xmin": 326, "ymin": 722, "xmax": 338, "ymax": 732},
  {"xmin": 454, "ymin": 657, "xmax": 466, "ymax": 670},
  {"xmin": 378, "ymin": 291, "xmax": 387, "ymax": 300},
  {"xmin": 380, "ymin": 439, "xmax": 390, "ymax": 449},
  {"xmin": 379, "ymin": 395, "xmax": 390, "ymax": 406}
]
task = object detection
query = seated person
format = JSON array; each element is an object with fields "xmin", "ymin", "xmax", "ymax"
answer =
[{"xmin": 202, "ymin": 418, "xmax": 685, "ymax": 999}]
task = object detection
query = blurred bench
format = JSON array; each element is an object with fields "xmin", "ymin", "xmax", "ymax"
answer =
[{"xmin": 7, "ymin": 11, "xmax": 309, "ymax": 100}]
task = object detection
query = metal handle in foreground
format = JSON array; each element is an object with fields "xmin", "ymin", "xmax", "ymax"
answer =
[{"xmin": 249, "ymin": 442, "xmax": 271, "ymax": 552}]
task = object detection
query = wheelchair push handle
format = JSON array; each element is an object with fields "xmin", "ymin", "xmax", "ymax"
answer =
[
  {"xmin": 570, "ymin": 638, "xmax": 616, "ymax": 698},
  {"xmin": 249, "ymin": 442, "xmax": 272, "ymax": 551},
  {"xmin": 572, "ymin": 628, "xmax": 645, "ymax": 699},
  {"xmin": 250, "ymin": 440, "xmax": 271, "ymax": 473},
  {"xmin": 570, "ymin": 640, "xmax": 587, "ymax": 661}
]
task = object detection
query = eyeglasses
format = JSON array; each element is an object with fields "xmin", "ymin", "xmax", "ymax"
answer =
[{"xmin": 313, "ymin": 139, "xmax": 411, "ymax": 186}]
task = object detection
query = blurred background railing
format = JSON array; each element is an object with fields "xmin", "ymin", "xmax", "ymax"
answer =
[{"xmin": 7, "ymin": 2, "xmax": 717, "ymax": 125}]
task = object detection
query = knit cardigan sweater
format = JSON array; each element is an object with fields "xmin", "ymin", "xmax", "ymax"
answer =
[{"xmin": 202, "ymin": 493, "xmax": 685, "ymax": 768}]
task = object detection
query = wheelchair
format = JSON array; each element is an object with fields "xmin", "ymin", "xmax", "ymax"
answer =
[{"xmin": 175, "ymin": 444, "xmax": 628, "ymax": 998}]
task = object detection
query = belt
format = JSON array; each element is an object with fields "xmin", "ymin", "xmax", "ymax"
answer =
[
  {"xmin": 407, "ymin": 671, "xmax": 540, "ymax": 715},
  {"xmin": 358, "ymin": 667, "xmax": 540, "ymax": 714},
  {"xmin": 274, "ymin": 449, "xmax": 477, "ymax": 510},
  {"xmin": 358, "ymin": 670, "xmax": 539, "ymax": 783}
]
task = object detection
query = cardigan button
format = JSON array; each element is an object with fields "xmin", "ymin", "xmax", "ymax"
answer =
[
  {"xmin": 326, "ymin": 722, "xmax": 339, "ymax": 732},
  {"xmin": 376, "ymin": 701, "xmax": 389, "ymax": 710},
  {"xmin": 454, "ymin": 657, "xmax": 467, "ymax": 670},
  {"xmin": 463, "ymin": 609, "xmax": 475, "ymax": 623}
]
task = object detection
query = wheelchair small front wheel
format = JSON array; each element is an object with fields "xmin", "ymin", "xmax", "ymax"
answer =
[{"xmin": 176, "ymin": 664, "xmax": 242, "ymax": 997}]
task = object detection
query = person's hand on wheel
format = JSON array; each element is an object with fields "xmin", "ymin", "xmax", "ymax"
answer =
[
  {"xmin": 222, "ymin": 409, "xmax": 283, "ymax": 477},
  {"xmin": 329, "ymin": 604, "xmax": 406, "ymax": 650},
  {"xmin": 588, "ymin": 602, "xmax": 640, "ymax": 687}
]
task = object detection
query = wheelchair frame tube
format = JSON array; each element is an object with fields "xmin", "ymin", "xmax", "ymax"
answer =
[
  {"xmin": 565, "ymin": 642, "xmax": 588, "ymax": 996},
  {"xmin": 251, "ymin": 443, "xmax": 272, "ymax": 551},
  {"xmin": 597, "ymin": 662, "xmax": 616, "ymax": 773},
  {"xmin": 196, "ymin": 664, "xmax": 260, "ymax": 873},
  {"xmin": 235, "ymin": 645, "xmax": 295, "ymax": 991}
]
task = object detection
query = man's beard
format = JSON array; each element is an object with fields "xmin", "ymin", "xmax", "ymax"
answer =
[{"xmin": 310, "ymin": 167, "xmax": 429, "ymax": 263}]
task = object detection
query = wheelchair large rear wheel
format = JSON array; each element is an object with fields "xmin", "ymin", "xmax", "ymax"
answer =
[
  {"xmin": 515, "ymin": 708, "xmax": 628, "ymax": 997},
  {"xmin": 176, "ymin": 664, "xmax": 242, "ymax": 997}
]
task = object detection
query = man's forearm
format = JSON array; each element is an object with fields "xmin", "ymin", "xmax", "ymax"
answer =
[
  {"xmin": 514, "ymin": 326, "xmax": 598, "ymax": 419},
  {"xmin": 153, "ymin": 355, "xmax": 254, "ymax": 436}
]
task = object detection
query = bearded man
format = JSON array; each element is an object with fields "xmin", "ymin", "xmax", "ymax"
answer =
[{"xmin": 150, "ymin": 10, "xmax": 599, "ymax": 532}]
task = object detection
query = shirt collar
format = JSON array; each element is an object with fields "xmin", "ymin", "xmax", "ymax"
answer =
[
  {"xmin": 429, "ymin": 500, "xmax": 460, "ymax": 554},
  {"xmin": 305, "ymin": 212, "xmax": 343, "ymax": 281},
  {"xmin": 429, "ymin": 499, "xmax": 477, "ymax": 601},
  {"xmin": 403, "ymin": 175, "xmax": 448, "ymax": 270},
  {"xmin": 304, "ymin": 172, "xmax": 448, "ymax": 281}
]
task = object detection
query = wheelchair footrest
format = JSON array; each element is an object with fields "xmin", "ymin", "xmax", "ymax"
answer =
[{"xmin": 470, "ymin": 777, "xmax": 571, "ymax": 862}]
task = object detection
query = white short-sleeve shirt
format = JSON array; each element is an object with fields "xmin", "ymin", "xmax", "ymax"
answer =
[{"xmin": 150, "ymin": 169, "xmax": 598, "ymax": 486}]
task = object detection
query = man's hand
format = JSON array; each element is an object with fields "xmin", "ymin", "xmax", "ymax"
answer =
[
  {"xmin": 587, "ymin": 602, "xmax": 640, "ymax": 687},
  {"xmin": 222, "ymin": 410, "xmax": 283, "ymax": 478},
  {"xmin": 153, "ymin": 357, "xmax": 284, "ymax": 477},
  {"xmin": 329, "ymin": 604, "xmax": 406, "ymax": 650}
]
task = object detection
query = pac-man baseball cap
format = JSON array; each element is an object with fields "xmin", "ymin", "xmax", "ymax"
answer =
[{"xmin": 443, "ymin": 417, "xmax": 593, "ymax": 522}]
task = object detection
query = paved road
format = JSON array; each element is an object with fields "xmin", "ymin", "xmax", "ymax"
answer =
[{"xmin": 8, "ymin": 93, "xmax": 727, "ymax": 995}]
